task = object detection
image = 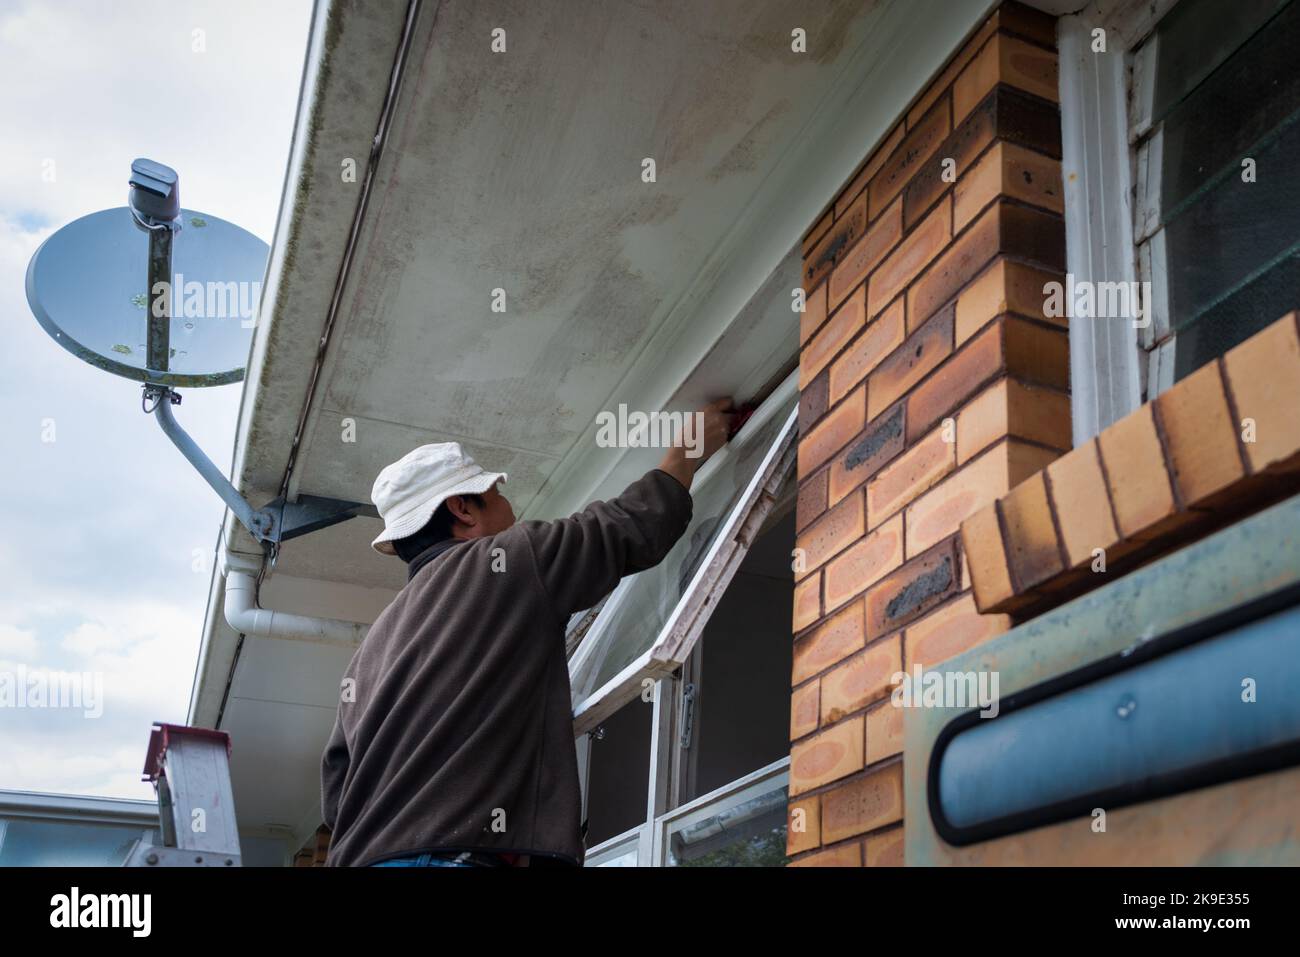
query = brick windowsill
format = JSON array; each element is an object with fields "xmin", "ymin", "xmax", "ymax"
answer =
[{"xmin": 962, "ymin": 311, "xmax": 1300, "ymax": 617}]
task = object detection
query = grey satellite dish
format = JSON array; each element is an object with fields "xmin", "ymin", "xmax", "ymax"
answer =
[
  {"xmin": 25, "ymin": 158, "xmax": 375, "ymax": 548},
  {"xmin": 26, "ymin": 206, "xmax": 267, "ymax": 387}
]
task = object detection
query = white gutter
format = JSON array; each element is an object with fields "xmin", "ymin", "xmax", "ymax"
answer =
[{"xmin": 222, "ymin": 566, "xmax": 368, "ymax": 648}]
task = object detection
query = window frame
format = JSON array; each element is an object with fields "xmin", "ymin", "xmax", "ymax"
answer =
[
  {"xmin": 581, "ymin": 753, "xmax": 792, "ymax": 867},
  {"xmin": 577, "ymin": 466, "xmax": 798, "ymax": 866},
  {"xmin": 567, "ymin": 371, "xmax": 799, "ymax": 736},
  {"xmin": 651, "ymin": 755, "xmax": 790, "ymax": 867},
  {"xmin": 1062, "ymin": 0, "xmax": 1295, "ymax": 426},
  {"xmin": 584, "ymin": 823, "xmax": 643, "ymax": 867},
  {"xmin": 1057, "ymin": 0, "xmax": 1183, "ymax": 443}
]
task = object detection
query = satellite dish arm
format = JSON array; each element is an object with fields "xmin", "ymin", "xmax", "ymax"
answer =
[
  {"xmin": 144, "ymin": 386, "xmax": 376, "ymax": 547},
  {"xmin": 147, "ymin": 387, "xmax": 274, "ymax": 541}
]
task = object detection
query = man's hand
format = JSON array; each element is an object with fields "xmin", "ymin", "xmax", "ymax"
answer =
[
  {"xmin": 695, "ymin": 397, "xmax": 736, "ymax": 463},
  {"xmin": 657, "ymin": 398, "xmax": 736, "ymax": 491}
]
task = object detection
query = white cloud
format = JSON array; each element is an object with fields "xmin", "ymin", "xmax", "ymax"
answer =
[
  {"xmin": 0, "ymin": 624, "xmax": 39, "ymax": 660},
  {"xmin": 61, "ymin": 622, "xmax": 125, "ymax": 657},
  {"xmin": 0, "ymin": 736, "xmax": 153, "ymax": 801}
]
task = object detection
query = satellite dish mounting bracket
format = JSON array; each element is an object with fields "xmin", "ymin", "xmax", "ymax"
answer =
[{"xmin": 143, "ymin": 383, "xmax": 376, "ymax": 548}]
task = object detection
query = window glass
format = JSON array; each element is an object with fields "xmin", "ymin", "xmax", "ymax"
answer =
[
  {"xmin": 1150, "ymin": 0, "xmax": 1287, "ymax": 123},
  {"xmin": 583, "ymin": 697, "xmax": 651, "ymax": 848},
  {"xmin": 680, "ymin": 494, "xmax": 795, "ymax": 805},
  {"xmin": 1138, "ymin": 0, "xmax": 1300, "ymax": 381},
  {"xmin": 569, "ymin": 396, "xmax": 797, "ymax": 705},
  {"xmin": 664, "ymin": 776, "xmax": 789, "ymax": 867},
  {"xmin": 0, "ymin": 817, "xmax": 158, "ymax": 866}
]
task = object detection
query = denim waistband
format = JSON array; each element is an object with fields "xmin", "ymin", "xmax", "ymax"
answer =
[{"xmin": 371, "ymin": 850, "xmax": 507, "ymax": 867}]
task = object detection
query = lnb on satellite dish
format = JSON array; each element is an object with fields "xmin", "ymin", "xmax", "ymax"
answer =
[{"xmin": 128, "ymin": 158, "xmax": 182, "ymax": 225}]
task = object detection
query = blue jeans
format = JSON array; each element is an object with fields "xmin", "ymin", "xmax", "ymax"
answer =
[{"xmin": 371, "ymin": 852, "xmax": 474, "ymax": 867}]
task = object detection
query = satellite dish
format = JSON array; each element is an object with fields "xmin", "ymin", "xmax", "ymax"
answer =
[
  {"xmin": 26, "ymin": 205, "xmax": 267, "ymax": 387},
  {"xmin": 21, "ymin": 158, "xmax": 375, "ymax": 550}
]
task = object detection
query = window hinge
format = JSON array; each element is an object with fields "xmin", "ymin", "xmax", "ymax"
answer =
[{"xmin": 679, "ymin": 682, "xmax": 696, "ymax": 749}]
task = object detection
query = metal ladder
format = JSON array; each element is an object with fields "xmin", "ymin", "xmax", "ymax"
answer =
[{"xmin": 123, "ymin": 723, "xmax": 243, "ymax": 867}]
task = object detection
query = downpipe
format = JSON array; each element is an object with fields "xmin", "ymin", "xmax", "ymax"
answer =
[{"xmin": 223, "ymin": 568, "xmax": 368, "ymax": 648}]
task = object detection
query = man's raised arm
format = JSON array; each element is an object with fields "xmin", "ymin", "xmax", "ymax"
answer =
[{"xmin": 516, "ymin": 399, "xmax": 735, "ymax": 617}]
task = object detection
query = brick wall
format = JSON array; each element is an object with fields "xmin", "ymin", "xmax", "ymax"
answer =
[{"xmin": 786, "ymin": 0, "xmax": 1067, "ymax": 867}]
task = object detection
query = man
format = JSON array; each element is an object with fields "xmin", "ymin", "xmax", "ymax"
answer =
[{"xmin": 321, "ymin": 399, "xmax": 735, "ymax": 867}]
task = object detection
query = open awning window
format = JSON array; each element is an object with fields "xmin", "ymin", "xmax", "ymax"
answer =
[{"xmin": 568, "ymin": 373, "xmax": 798, "ymax": 734}]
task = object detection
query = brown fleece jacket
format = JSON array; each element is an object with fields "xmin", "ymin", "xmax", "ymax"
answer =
[{"xmin": 321, "ymin": 468, "xmax": 692, "ymax": 866}]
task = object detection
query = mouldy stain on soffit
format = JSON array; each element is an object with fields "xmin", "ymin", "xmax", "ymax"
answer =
[
  {"xmin": 706, "ymin": 99, "xmax": 794, "ymax": 183},
  {"xmin": 688, "ymin": 0, "xmax": 876, "ymax": 185},
  {"xmin": 246, "ymin": 3, "xmax": 359, "ymax": 473}
]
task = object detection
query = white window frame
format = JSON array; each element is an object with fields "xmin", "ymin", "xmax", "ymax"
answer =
[
  {"xmin": 584, "ymin": 824, "xmax": 642, "ymax": 867},
  {"xmin": 650, "ymin": 755, "xmax": 790, "ymax": 867},
  {"xmin": 576, "ymin": 448, "xmax": 798, "ymax": 866},
  {"xmin": 1057, "ymin": 0, "xmax": 1183, "ymax": 443},
  {"xmin": 567, "ymin": 370, "xmax": 799, "ymax": 736},
  {"xmin": 581, "ymin": 753, "xmax": 791, "ymax": 867}
]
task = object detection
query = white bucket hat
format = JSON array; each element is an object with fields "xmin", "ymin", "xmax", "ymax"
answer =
[{"xmin": 370, "ymin": 442, "xmax": 506, "ymax": 555}]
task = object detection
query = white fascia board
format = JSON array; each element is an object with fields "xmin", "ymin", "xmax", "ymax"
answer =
[{"xmin": 188, "ymin": 564, "xmax": 238, "ymax": 729}]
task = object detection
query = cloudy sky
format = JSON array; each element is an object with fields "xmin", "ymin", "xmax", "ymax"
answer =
[{"xmin": 0, "ymin": 0, "xmax": 311, "ymax": 799}]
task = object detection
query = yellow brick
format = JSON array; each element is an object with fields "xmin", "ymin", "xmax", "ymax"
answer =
[
  {"xmin": 802, "ymin": 286, "xmax": 865, "ymax": 388},
  {"xmin": 796, "ymin": 490, "xmax": 865, "ymax": 576},
  {"xmin": 790, "ymin": 680, "xmax": 820, "ymax": 740},
  {"xmin": 829, "ymin": 297, "xmax": 906, "ymax": 406},
  {"xmin": 1096, "ymin": 404, "xmax": 1177, "ymax": 538},
  {"xmin": 957, "ymin": 377, "xmax": 1071, "ymax": 465},
  {"xmin": 1222, "ymin": 313, "xmax": 1300, "ymax": 474},
  {"xmin": 867, "ymin": 425, "xmax": 957, "ymax": 525},
  {"xmin": 819, "ymin": 634, "xmax": 902, "ymax": 724},
  {"xmin": 820, "ymin": 763, "xmax": 904, "ymax": 843},
  {"xmin": 905, "ymin": 441, "xmax": 1016, "ymax": 557},
  {"xmin": 793, "ymin": 573, "xmax": 821, "ymax": 633},
  {"xmin": 798, "ymin": 387, "xmax": 866, "ymax": 475},
  {"xmin": 865, "ymin": 700, "xmax": 905, "ymax": 765},
  {"xmin": 956, "ymin": 259, "xmax": 1068, "ymax": 346},
  {"xmin": 799, "ymin": 281, "xmax": 828, "ymax": 346},
  {"xmin": 786, "ymin": 796, "xmax": 821, "ymax": 856},
  {"xmin": 904, "ymin": 593, "xmax": 1011, "ymax": 671},
  {"xmin": 823, "ymin": 513, "xmax": 905, "ymax": 612},
  {"xmin": 792, "ymin": 599, "xmax": 864, "ymax": 684},
  {"xmin": 789, "ymin": 716, "xmax": 865, "ymax": 796},
  {"xmin": 865, "ymin": 826, "xmax": 905, "ymax": 867},
  {"xmin": 789, "ymin": 841, "xmax": 863, "ymax": 867}
]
